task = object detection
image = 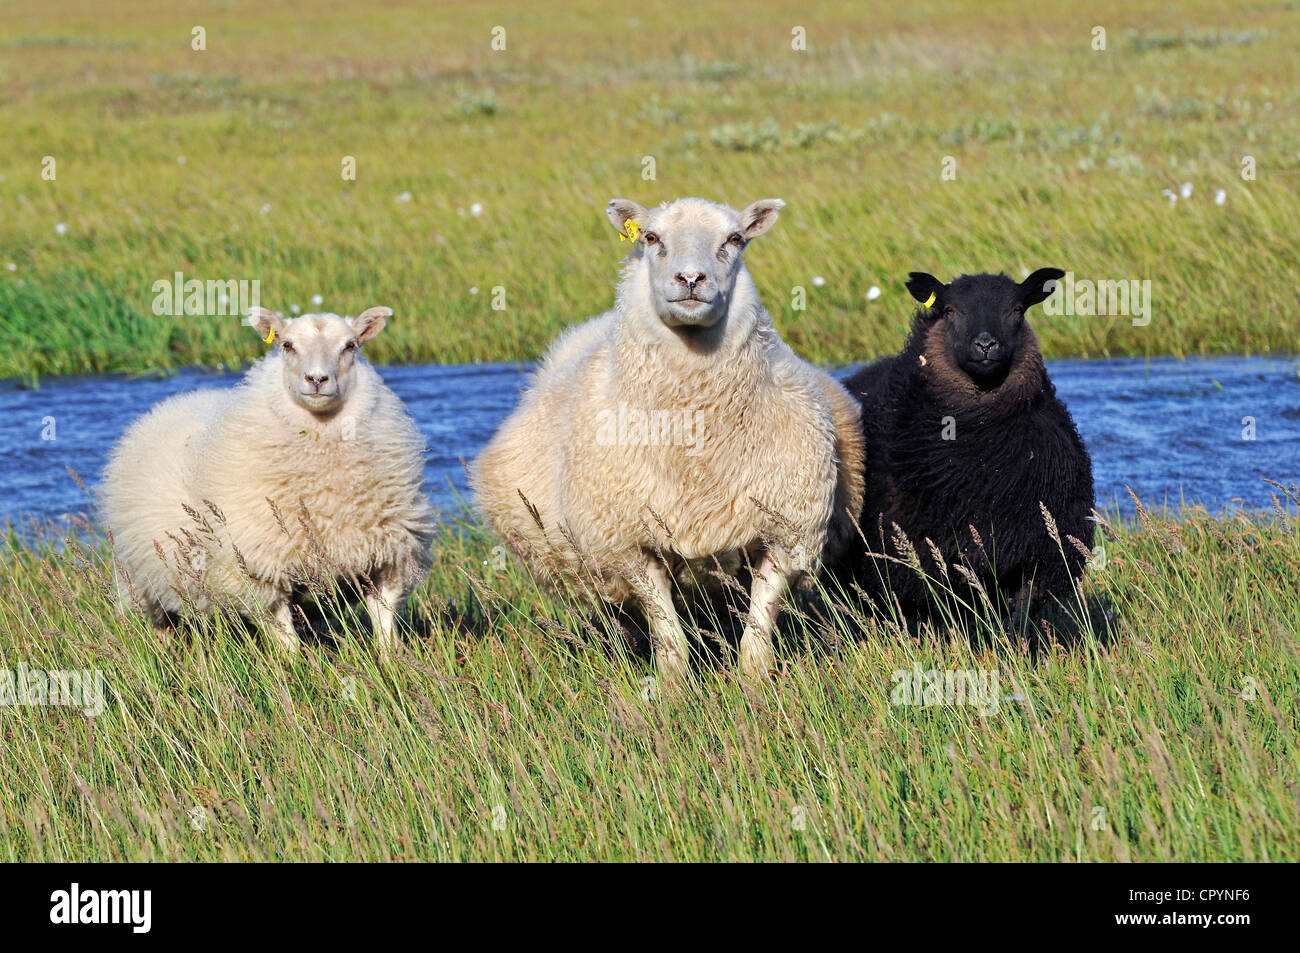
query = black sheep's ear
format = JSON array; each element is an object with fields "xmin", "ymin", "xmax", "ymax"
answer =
[
  {"xmin": 1020, "ymin": 268, "xmax": 1065, "ymax": 308},
  {"xmin": 905, "ymin": 272, "xmax": 945, "ymax": 309}
]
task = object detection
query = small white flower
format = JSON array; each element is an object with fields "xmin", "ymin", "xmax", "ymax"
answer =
[
  {"xmin": 177, "ymin": 155, "xmax": 186, "ymax": 165},
  {"xmin": 811, "ymin": 275, "xmax": 825, "ymax": 287},
  {"xmin": 55, "ymin": 222, "xmax": 67, "ymax": 235},
  {"xmin": 5, "ymin": 263, "xmax": 15, "ymax": 272},
  {"xmin": 469, "ymin": 286, "xmax": 479, "ymax": 295},
  {"xmin": 866, "ymin": 285, "xmax": 882, "ymax": 301},
  {"xmin": 1179, "ymin": 182, "xmax": 1193, "ymax": 199},
  {"xmin": 311, "ymin": 294, "xmax": 323, "ymax": 306},
  {"xmin": 1214, "ymin": 189, "xmax": 1227, "ymax": 206},
  {"xmin": 1161, "ymin": 189, "xmax": 1177, "ymax": 206},
  {"xmin": 470, "ymin": 202, "xmax": 484, "ymax": 217},
  {"xmin": 396, "ymin": 191, "xmax": 412, "ymax": 203},
  {"xmin": 260, "ymin": 203, "xmax": 272, "ymax": 215},
  {"xmin": 289, "ymin": 304, "xmax": 301, "ymax": 314}
]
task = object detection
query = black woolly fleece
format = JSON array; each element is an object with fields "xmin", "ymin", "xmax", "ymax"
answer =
[{"xmin": 834, "ymin": 304, "xmax": 1095, "ymax": 622}]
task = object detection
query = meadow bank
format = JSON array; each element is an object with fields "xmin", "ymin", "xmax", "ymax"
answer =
[{"xmin": 2, "ymin": 0, "xmax": 1298, "ymax": 378}]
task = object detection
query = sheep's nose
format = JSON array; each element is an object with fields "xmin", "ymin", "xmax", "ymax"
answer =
[
  {"xmin": 972, "ymin": 333, "xmax": 999, "ymax": 357},
  {"xmin": 305, "ymin": 373, "xmax": 330, "ymax": 387},
  {"xmin": 675, "ymin": 271, "xmax": 706, "ymax": 290}
]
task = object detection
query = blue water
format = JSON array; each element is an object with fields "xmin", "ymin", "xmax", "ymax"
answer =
[{"xmin": 0, "ymin": 356, "xmax": 1297, "ymax": 531}]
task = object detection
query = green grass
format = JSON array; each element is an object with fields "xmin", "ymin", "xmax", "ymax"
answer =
[
  {"xmin": 2, "ymin": 0, "xmax": 1298, "ymax": 379},
  {"xmin": 2, "ymin": 0, "xmax": 1298, "ymax": 863},
  {"xmin": 1, "ymin": 492, "xmax": 1297, "ymax": 862}
]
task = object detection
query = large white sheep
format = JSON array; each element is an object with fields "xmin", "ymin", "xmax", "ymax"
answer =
[
  {"xmin": 472, "ymin": 197, "xmax": 865, "ymax": 683},
  {"xmin": 102, "ymin": 307, "xmax": 435, "ymax": 652}
]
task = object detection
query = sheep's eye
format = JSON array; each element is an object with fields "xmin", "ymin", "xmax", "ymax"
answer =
[
  {"xmin": 643, "ymin": 232, "xmax": 658, "ymax": 245},
  {"xmin": 943, "ymin": 307, "xmax": 956, "ymax": 317},
  {"xmin": 281, "ymin": 341, "xmax": 295, "ymax": 353},
  {"xmin": 1012, "ymin": 306, "xmax": 1023, "ymax": 317},
  {"xmin": 343, "ymin": 340, "xmax": 357, "ymax": 352},
  {"xmin": 727, "ymin": 233, "xmax": 744, "ymax": 246}
]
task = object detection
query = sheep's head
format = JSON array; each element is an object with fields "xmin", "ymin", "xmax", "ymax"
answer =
[
  {"xmin": 248, "ymin": 306, "xmax": 390, "ymax": 414},
  {"xmin": 906, "ymin": 269, "xmax": 1063, "ymax": 387},
  {"xmin": 606, "ymin": 197, "xmax": 784, "ymax": 330}
]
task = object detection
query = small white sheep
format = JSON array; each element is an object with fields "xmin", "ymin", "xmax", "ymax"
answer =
[
  {"xmin": 472, "ymin": 197, "xmax": 865, "ymax": 683},
  {"xmin": 102, "ymin": 307, "xmax": 435, "ymax": 652}
]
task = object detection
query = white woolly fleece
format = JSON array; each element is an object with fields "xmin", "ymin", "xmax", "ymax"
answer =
[
  {"xmin": 102, "ymin": 353, "xmax": 435, "ymax": 626},
  {"xmin": 471, "ymin": 202, "xmax": 864, "ymax": 607}
]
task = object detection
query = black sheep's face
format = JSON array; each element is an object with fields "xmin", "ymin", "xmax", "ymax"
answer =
[
  {"xmin": 942, "ymin": 277, "xmax": 1024, "ymax": 383},
  {"xmin": 906, "ymin": 268, "xmax": 1065, "ymax": 388}
]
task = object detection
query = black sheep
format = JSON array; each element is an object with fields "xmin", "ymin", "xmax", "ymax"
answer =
[{"xmin": 835, "ymin": 268, "xmax": 1095, "ymax": 630}]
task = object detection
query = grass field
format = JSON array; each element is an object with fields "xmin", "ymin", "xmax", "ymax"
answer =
[
  {"xmin": 1, "ymin": 493, "xmax": 1298, "ymax": 862},
  {"xmin": 2, "ymin": 0, "xmax": 1298, "ymax": 379},
  {"xmin": 2, "ymin": 1, "xmax": 1298, "ymax": 863}
]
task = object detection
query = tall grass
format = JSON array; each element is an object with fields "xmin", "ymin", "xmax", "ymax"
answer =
[{"xmin": 2, "ymin": 486, "xmax": 1297, "ymax": 861}]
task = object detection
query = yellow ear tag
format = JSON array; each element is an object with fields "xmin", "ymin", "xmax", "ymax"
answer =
[
  {"xmin": 620, "ymin": 220, "xmax": 640, "ymax": 243},
  {"xmin": 263, "ymin": 327, "xmax": 275, "ymax": 344},
  {"xmin": 923, "ymin": 292, "xmax": 936, "ymax": 308}
]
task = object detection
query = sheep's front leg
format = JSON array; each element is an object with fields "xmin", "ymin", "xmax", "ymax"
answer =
[
  {"xmin": 271, "ymin": 599, "xmax": 299, "ymax": 654},
  {"xmin": 739, "ymin": 551, "xmax": 790, "ymax": 681},
  {"xmin": 365, "ymin": 574, "xmax": 403, "ymax": 655},
  {"xmin": 1009, "ymin": 578, "xmax": 1037, "ymax": 646},
  {"xmin": 633, "ymin": 554, "xmax": 690, "ymax": 686}
]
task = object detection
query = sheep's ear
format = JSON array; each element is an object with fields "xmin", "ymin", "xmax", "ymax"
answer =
[
  {"xmin": 738, "ymin": 199, "xmax": 785, "ymax": 240},
  {"xmin": 1020, "ymin": 268, "xmax": 1065, "ymax": 308},
  {"xmin": 349, "ymin": 306, "xmax": 391, "ymax": 344},
  {"xmin": 906, "ymin": 272, "xmax": 945, "ymax": 308},
  {"xmin": 247, "ymin": 307, "xmax": 284, "ymax": 342},
  {"xmin": 606, "ymin": 199, "xmax": 649, "ymax": 238}
]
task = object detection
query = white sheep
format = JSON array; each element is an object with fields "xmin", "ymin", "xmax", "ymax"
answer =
[
  {"xmin": 102, "ymin": 307, "xmax": 435, "ymax": 652},
  {"xmin": 472, "ymin": 197, "xmax": 865, "ymax": 683}
]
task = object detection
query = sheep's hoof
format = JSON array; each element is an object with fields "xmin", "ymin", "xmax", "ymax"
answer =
[
  {"xmin": 654, "ymin": 653, "xmax": 690, "ymax": 695},
  {"xmin": 639, "ymin": 676, "xmax": 659, "ymax": 703},
  {"xmin": 274, "ymin": 631, "xmax": 301, "ymax": 655},
  {"xmin": 739, "ymin": 635, "xmax": 775, "ymax": 682}
]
